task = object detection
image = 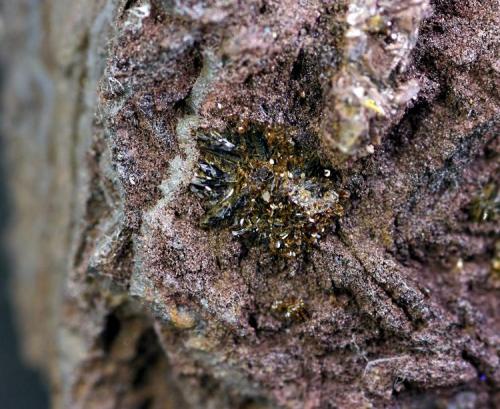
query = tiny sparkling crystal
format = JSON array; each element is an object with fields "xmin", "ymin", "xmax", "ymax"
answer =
[{"xmin": 191, "ymin": 124, "xmax": 345, "ymax": 257}]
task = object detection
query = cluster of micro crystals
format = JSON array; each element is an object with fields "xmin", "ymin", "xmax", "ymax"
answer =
[
  {"xmin": 468, "ymin": 182, "xmax": 499, "ymax": 223},
  {"xmin": 191, "ymin": 125, "xmax": 344, "ymax": 258},
  {"xmin": 322, "ymin": 0, "xmax": 429, "ymax": 160}
]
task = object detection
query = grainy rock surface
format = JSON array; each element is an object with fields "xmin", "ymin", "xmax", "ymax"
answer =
[{"xmin": 1, "ymin": 0, "xmax": 499, "ymax": 408}]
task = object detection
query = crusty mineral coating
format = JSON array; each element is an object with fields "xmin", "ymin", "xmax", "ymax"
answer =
[
  {"xmin": 3, "ymin": 0, "xmax": 498, "ymax": 408},
  {"xmin": 320, "ymin": 0, "xmax": 430, "ymax": 165}
]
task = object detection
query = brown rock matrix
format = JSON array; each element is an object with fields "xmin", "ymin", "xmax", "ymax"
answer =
[{"xmin": 1, "ymin": 0, "xmax": 498, "ymax": 408}]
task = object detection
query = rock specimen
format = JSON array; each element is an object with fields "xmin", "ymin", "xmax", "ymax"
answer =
[{"xmin": 1, "ymin": 0, "xmax": 498, "ymax": 408}]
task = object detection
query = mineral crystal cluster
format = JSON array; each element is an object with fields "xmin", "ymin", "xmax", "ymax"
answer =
[{"xmin": 191, "ymin": 124, "xmax": 345, "ymax": 258}]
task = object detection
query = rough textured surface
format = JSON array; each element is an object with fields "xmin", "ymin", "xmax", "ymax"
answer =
[{"xmin": 1, "ymin": 0, "xmax": 499, "ymax": 408}]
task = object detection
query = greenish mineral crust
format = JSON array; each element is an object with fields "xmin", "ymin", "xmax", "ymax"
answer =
[
  {"xmin": 191, "ymin": 124, "xmax": 345, "ymax": 258},
  {"xmin": 468, "ymin": 182, "xmax": 499, "ymax": 223}
]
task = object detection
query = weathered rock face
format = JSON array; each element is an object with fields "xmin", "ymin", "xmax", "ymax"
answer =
[{"xmin": 1, "ymin": 0, "xmax": 499, "ymax": 408}]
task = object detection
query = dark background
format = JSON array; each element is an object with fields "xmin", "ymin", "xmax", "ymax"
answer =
[{"xmin": 0, "ymin": 64, "xmax": 49, "ymax": 408}]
